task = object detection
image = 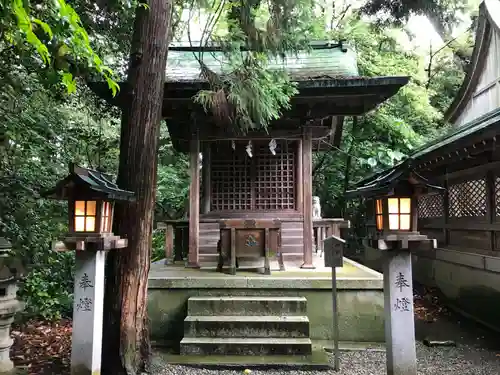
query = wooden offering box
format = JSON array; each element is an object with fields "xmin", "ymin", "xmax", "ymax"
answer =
[{"xmin": 218, "ymin": 219, "xmax": 283, "ymax": 275}]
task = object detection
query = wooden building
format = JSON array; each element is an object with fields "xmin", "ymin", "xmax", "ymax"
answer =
[
  {"xmin": 94, "ymin": 41, "xmax": 409, "ymax": 269},
  {"xmin": 163, "ymin": 42, "xmax": 408, "ymax": 269},
  {"xmin": 355, "ymin": 0, "xmax": 500, "ymax": 330}
]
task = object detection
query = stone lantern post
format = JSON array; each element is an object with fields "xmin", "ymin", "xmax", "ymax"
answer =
[
  {"xmin": 0, "ymin": 237, "xmax": 25, "ymax": 374},
  {"xmin": 346, "ymin": 169, "xmax": 443, "ymax": 375}
]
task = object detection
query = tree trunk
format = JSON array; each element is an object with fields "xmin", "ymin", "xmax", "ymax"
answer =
[{"xmin": 101, "ymin": 0, "xmax": 173, "ymax": 374}]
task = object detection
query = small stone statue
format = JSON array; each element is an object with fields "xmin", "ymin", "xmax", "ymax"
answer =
[{"xmin": 312, "ymin": 196, "xmax": 322, "ymax": 219}]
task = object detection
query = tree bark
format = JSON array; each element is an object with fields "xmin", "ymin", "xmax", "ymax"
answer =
[{"xmin": 101, "ymin": 1, "xmax": 173, "ymax": 374}]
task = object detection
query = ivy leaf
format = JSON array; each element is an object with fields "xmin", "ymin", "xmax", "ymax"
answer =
[{"xmin": 61, "ymin": 73, "xmax": 76, "ymax": 94}]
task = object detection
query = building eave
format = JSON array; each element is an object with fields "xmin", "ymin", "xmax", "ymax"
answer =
[{"xmin": 444, "ymin": 0, "xmax": 500, "ymax": 123}]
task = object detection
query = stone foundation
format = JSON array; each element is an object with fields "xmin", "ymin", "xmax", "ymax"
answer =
[{"xmin": 147, "ymin": 258, "xmax": 385, "ymax": 349}]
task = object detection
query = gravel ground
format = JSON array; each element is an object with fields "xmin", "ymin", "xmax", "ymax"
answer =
[
  {"xmin": 151, "ymin": 341, "xmax": 500, "ymax": 375},
  {"xmin": 150, "ymin": 285, "xmax": 500, "ymax": 375}
]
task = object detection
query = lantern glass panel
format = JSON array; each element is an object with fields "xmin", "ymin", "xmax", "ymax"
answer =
[
  {"xmin": 388, "ymin": 198, "xmax": 399, "ymax": 213},
  {"xmin": 86, "ymin": 216, "xmax": 96, "ymax": 231},
  {"xmin": 400, "ymin": 198, "xmax": 411, "ymax": 214},
  {"xmin": 400, "ymin": 214, "xmax": 411, "ymax": 230},
  {"xmin": 389, "ymin": 214, "xmax": 399, "ymax": 230},
  {"xmin": 75, "ymin": 216, "xmax": 85, "ymax": 231},
  {"xmin": 74, "ymin": 200, "xmax": 97, "ymax": 232},
  {"xmin": 376, "ymin": 199, "xmax": 383, "ymax": 215},
  {"xmin": 101, "ymin": 202, "xmax": 113, "ymax": 232},
  {"xmin": 75, "ymin": 201, "xmax": 85, "ymax": 216},
  {"xmin": 87, "ymin": 201, "xmax": 96, "ymax": 216},
  {"xmin": 376, "ymin": 214, "xmax": 383, "ymax": 230}
]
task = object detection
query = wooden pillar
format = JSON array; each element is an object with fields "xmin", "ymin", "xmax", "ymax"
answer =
[
  {"xmin": 302, "ymin": 128, "xmax": 314, "ymax": 268},
  {"xmin": 411, "ymin": 197, "xmax": 419, "ymax": 233},
  {"xmin": 296, "ymin": 139, "xmax": 303, "ymax": 212},
  {"xmin": 188, "ymin": 138, "xmax": 200, "ymax": 268},
  {"xmin": 202, "ymin": 143, "xmax": 211, "ymax": 214},
  {"xmin": 164, "ymin": 224, "xmax": 174, "ymax": 264}
]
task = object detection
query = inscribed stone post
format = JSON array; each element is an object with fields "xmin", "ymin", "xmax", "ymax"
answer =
[
  {"xmin": 71, "ymin": 250, "xmax": 106, "ymax": 375},
  {"xmin": 383, "ymin": 250, "xmax": 417, "ymax": 375}
]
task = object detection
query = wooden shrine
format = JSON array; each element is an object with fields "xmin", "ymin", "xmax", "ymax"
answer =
[
  {"xmin": 91, "ymin": 41, "xmax": 409, "ymax": 272},
  {"xmin": 217, "ymin": 219, "xmax": 283, "ymax": 275}
]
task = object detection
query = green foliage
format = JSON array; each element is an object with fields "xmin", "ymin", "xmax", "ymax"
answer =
[
  {"xmin": 20, "ymin": 252, "xmax": 75, "ymax": 320},
  {"xmin": 194, "ymin": 54, "xmax": 299, "ymax": 130},
  {"xmin": 156, "ymin": 123, "xmax": 190, "ymax": 220},
  {"xmin": 190, "ymin": 0, "xmax": 315, "ymax": 131},
  {"xmin": 151, "ymin": 230, "xmax": 166, "ymax": 263},
  {"xmin": 313, "ymin": 14, "xmax": 466, "ymax": 218},
  {"xmin": 1, "ymin": 0, "xmax": 120, "ymax": 94}
]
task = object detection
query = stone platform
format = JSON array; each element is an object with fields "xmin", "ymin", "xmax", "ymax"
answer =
[{"xmin": 148, "ymin": 255, "xmax": 384, "ymax": 351}]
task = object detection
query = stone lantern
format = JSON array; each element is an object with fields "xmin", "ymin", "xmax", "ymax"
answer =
[
  {"xmin": 43, "ymin": 163, "xmax": 135, "ymax": 375},
  {"xmin": 346, "ymin": 168, "xmax": 443, "ymax": 375},
  {"xmin": 0, "ymin": 237, "xmax": 25, "ymax": 374},
  {"xmin": 44, "ymin": 163, "xmax": 134, "ymax": 252}
]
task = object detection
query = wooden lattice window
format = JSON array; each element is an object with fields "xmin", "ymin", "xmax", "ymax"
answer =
[
  {"xmin": 495, "ymin": 176, "xmax": 500, "ymax": 217},
  {"xmin": 448, "ymin": 178, "xmax": 487, "ymax": 218},
  {"xmin": 211, "ymin": 143, "xmax": 252, "ymax": 211},
  {"xmin": 210, "ymin": 140, "xmax": 296, "ymax": 211},
  {"xmin": 418, "ymin": 194, "xmax": 444, "ymax": 218},
  {"xmin": 254, "ymin": 141, "xmax": 295, "ymax": 210}
]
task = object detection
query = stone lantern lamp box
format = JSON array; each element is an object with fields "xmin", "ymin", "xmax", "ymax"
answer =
[{"xmin": 43, "ymin": 163, "xmax": 135, "ymax": 252}]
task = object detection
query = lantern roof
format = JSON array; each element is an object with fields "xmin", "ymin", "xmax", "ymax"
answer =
[
  {"xmin": 43, "ymin": 164, "xmax": 135, "ymax": 202},
  {"xmin": 345, "ymin": 161, "xmax": 445, "ymax": 199}
]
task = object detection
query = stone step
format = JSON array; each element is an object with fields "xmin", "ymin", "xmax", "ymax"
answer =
[
  {"xmin": 184, "ymin": 315, "xmax": 310, "ymax": 338},
  {"xmin": 187, "ymin": 296, "xmax": 307, "ymax": 316},
  {"xmin": 180, "ymin": 337, "xmax": 312, "ymax": 356},
  {"xmin": 281, "ymin": 236, "xmax": 304, "ymax": 246},
  {"xmin": 199, "ymin": 228, "xmax": 220, "ymax": 236}
]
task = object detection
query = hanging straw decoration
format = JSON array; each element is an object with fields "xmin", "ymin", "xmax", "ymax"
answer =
[
  {"xmin": 246, "ymin": 140, "xmax": 253, "ymax": 158},
  {"xmin": 269, "ymin": 139, "xmax": 277, "ymax": 155}
]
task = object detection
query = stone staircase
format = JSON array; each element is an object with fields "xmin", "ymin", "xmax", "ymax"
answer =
[{"xmin": 180, "ymin": 296, "xmax": 312, "ymax": 356}]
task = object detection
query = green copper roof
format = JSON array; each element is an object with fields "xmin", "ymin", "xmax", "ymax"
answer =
[
  {"xmin": 43, "ymin": 164, "xmax": 135, "ymax": 202},
  {"xmin": 347, "ymin": 107, "xmax": 500, "ymax": 194},
  {"xmin": 166, "ymin": 41, "xmax": 359, "ymax": 82}
]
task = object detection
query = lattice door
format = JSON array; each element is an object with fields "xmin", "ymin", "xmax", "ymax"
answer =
[
  {"xmin": 448, "ymin": 178, "xmax": 487, "ymax": 218},
  {"xmin": 254, "ymin": 141, "xmax": 296, "ymax": 210},
  {"xmin": 210, "ymin": 140, "xmax": 296, "ymax": 211},
  {"xmin": 417, "ymin": 194, "xmax": 444, "ymax": 218},
  {"xmin": 211, "ymin": 143, "xmax": 252, "ymax": 211}
]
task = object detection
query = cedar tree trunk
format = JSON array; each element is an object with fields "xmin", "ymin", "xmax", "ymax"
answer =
[{"xmin": 101, "ymin": 1, "xmax": 173, "ymax": 374}]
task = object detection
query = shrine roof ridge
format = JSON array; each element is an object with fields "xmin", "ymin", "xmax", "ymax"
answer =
[
  {"xmin": 445, "ymin": 0, "xmax": 500, "ymax": 123},
  {"xmin": 165, "ymin": 40, "xmax": 360, "ymax": 82}
]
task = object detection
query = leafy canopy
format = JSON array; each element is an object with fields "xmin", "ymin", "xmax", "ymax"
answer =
[
  {"xmin": 1, "ymin": 0, "xmax": 119, "ymax": 94},
  {"xmin": 188, "ymin": 0, "xmax": 316, "ymax": 132}
]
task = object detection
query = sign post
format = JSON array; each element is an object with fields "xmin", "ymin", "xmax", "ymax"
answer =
[{"xmin": 323, "ymin": 235, "xmax": 345, "ymax": 371}]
